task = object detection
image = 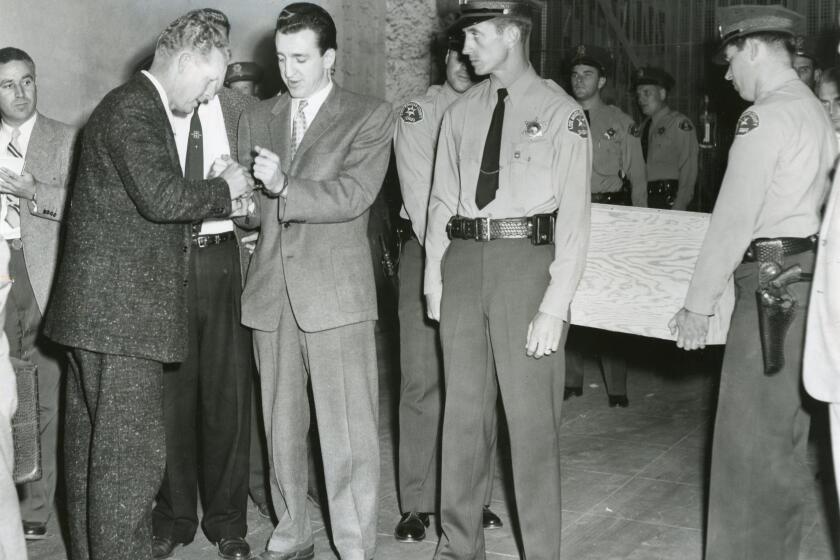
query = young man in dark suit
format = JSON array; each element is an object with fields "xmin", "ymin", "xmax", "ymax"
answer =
[
  {"xmin": 0, "ymin": 46, "xmax": 76, "ymax": 541},
  {"xmin": 44, "ymin": 9, "xmax": 254, "ymax": 560},
  {"xmin": 236, "ymin": 4, "xmax": 392, "ymax": 559}
]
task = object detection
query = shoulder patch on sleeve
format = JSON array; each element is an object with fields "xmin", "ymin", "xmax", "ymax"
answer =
[
  {"xmin": 567, "ymin": 109, "xmax": 589, "ymax": 139},
  {"xmin": 400, "ymin": 101, "xmax": 423, "ymax": 124},
  {"xmin": 735, "ymin": 111, "xmax": 760, "ymax": 136},
  {"xmin": 629, "ymin": 123, "xmax": 640, "ymax": 137},
  {"xmin": 679, "ymin": 119, "xmax": 694, "ymax": 132}
]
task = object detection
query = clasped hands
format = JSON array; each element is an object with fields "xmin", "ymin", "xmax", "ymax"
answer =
[{"xmin": 425, "ymin": 293, "xmax": 564, "ymax": 360}]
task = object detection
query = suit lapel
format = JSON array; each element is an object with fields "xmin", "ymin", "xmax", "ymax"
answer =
[
  {"xmin": 23, "ymin": 113, "xmax": 49, "ymax": 176},
  {"xmin": 219, "ymin": 90, "xmax": 238, "ymax": 161},
  {"xmin": 292, "ymin": 85, "xmax": 340, "ymax": 166},
  {"xmin": 136, "ymin": 74, "xmax": 181, "ymax": 172},
  {"xmin": 269, "ymin": 94, "xmax": 293, "ymax": 171}
]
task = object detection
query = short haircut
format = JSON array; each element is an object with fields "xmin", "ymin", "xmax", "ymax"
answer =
[
  {"xmin": 0, "ymin": 47, "xmax": 35, "ymax": 73},
  {"xmin": 155, "ymin": 9, "xmax": 230, "ymax": 58},
  {"xmin": 492, "ymin": 15, "xmax": 533, "ymax": 44},
  {"xmin": 727, "ymin": 32, "xmax": 795, "ymax": 58},
  {"xmin": 276, "ymin": 3, "xmax": 338, "ymax": 53},
  {"xmin": 820, "ymin": 66, "xmax": 840, "ymax": 89}
]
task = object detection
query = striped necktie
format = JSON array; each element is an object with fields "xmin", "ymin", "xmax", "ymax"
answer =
[
  {"xmin": 5, "ymin": 128, "xmax": 22, "ymax": 229},
  {"xmin": 291, "ymin": 99, "xmax": 308, "ymax": 159}
]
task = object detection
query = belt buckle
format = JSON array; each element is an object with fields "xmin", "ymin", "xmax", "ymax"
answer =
[
  {"xmin": 196, "ymin": 236, "xmax": 208, "ymax": 248},
  {"xmin": 475, "ymin": 217, "xmax": 491, "ymax": 241}
]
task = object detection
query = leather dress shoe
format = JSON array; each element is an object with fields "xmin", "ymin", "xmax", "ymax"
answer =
[
  {"xmin": 152, "ymin": 536, "xmax": 181, "ymax": 560},
  {"xmin": 608, "ymin": 394, "xmax": 629, "ymax": 408},
  {"xmin": 482, "ymin": 506, "xmax": 503, "ymax": 529},
  {"xmin": 255, "ymin": 544, "xmax": 315, "ymax": 560},
  {"xmin": 22, "ymin": 521, "xmax": 47, "ymax": 541},
  {"xmin": 394, "ymin": 511, "xmax": 430, "ymax": 542},
  {"xmin": 218, "ymin": 537, "xmax": 250, "ymax": 559},
  {"xmin": 563, "ymin": 386, "xmax": 583, "ymax": 400}
]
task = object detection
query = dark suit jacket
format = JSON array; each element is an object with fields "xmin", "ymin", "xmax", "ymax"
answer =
[
  {"xmin": 19, "ymin": 113, "xmax": 76, "ymax": 314},
  {"xmin": 45, "ymin": 73, "xmax": 233, "ymax": 363},
  {"xmin": 217, "ymin": 87, "xmax": 258, "ymax": 281},
  {"xmin": 238, "ymin": 84, "xmax": 393, "ymax": 333}
]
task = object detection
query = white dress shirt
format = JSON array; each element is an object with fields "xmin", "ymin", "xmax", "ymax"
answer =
[{"xmin": 290, "ymin": 81, "xmax": 333, "ymax": 137}]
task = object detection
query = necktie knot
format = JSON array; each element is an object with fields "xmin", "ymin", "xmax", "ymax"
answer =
[
  {"xmin": 497, "ymin": 88, "xmax": 508, "ymax": 104},
  {"xmin": 6, "ymin": 128, "xmax": 23, "ymax": 159}
]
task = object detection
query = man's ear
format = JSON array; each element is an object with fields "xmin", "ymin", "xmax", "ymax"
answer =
[
  {"xmin": 323, "ymin": 48, "xmax": 337, "ymax": 72},
  {"xmin": 597, "ymin": 76, "xmax": 607, "ymax": 91},
  {"xmin": 659, "ymin": 87, "xmax": 668, "ymax": 103},
  {"xmin": 177, "ymin": 51, "xmax": 192, "ymax": 73},
  {"xmin": 815, "ymin": 68, "xmax": 823, "ymax": 85},
  {"xmin": 503, "ymin": 24, "xmax": 520, "ymax": 46}
]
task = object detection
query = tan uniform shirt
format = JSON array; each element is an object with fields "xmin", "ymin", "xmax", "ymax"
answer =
[
  {"xmin": 425, "ymin": 66, "xmax": 592, "ymax": 317},
  {"xmin": 643, "ymin": 106, "xmax": 699, "ymax": 210},
  {"xmin": 685, "ymin": 69, "xmax": 836, "ymax": 315},
  {"xmin": 588, "ymin": 103, "xmax": 646, "ymax": 206},
  {"xmin": 394, "ymin": 83, "xmax": 461, "ymax": 244}
]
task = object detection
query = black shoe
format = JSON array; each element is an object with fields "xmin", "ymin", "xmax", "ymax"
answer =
[
  {"xmin": 152, "ymin": 536, "xmax": 180, "ymax": 560},
  {"xmin": 608, "ymin": 394, "xmax": 629, "ymax": 408},
  {"xmin": 22, "ymin": 521, "xmax": 47, "ymax": 541},
  {"xmin": 564, "ymin": 386, "xmax": 583, "ymax": 400},
  {"xmin": 482, "ymin": 506, "xmax": 503, "ymax": 529},
  {"xmin": 218, "ymin": 537, "xmax": 250, "ymax": 559},
  {"xmin": 394, "ymin": 511, "xmax": 430, "ymax": 542}
]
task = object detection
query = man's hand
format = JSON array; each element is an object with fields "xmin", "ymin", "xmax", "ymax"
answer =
[
  {"xmin": 229, "ymin": 196, "xmax": 253, "ymax": 218},
  {"xmin": 220, "ymin": 163, "xmax": 254, "ymax": 200},
  {"xmin": 0, "ymin": 168, "xmax": 36, "ymax": 200},
  {"xmin": 253, "ymin": 145, "xmax": 285, "ymax": 196},
  {"xmin": 668, "ymin": 307, "xmax": 709, "ymax": 350},
  {"xmin": 209, "ymin": 154, "xmax": 233, "ymax": 179},
  {"xmin": 241, "ymin": 231, "xmax": 259, "ymax": 255},
  {"xmin": 425, "ymin": 292, "xmax": 441, "ymax": 322},
  {"xmin": 526, "ymin": 311, "xmax": 565, "ymax": 359}
]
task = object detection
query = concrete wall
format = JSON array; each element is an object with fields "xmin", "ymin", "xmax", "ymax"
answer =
[{"xmin": 0, "ymin": 0, "xmax": 386, "ymax": 127}]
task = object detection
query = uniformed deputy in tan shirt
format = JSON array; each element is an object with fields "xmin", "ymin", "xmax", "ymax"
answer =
[
  {"xmin": 425, "ymin": 68, "xmax": 590, "ymax": 319},
  {"xmin": 670, "ymin": 6, "xmax": 837, "ymax": 560},
  {"xmin": 568, "ymin": 44, "xmax": 646, "ymax": 207},
  {"xmin": 634, "ymin": 66, "xmax": 699, "ymax": 210}
]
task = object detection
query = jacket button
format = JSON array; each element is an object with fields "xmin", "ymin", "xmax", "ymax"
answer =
[
  {"xmin": 183, "ymin": 280, "xmax": 188, "ymax": 287},
  {"xmin": 283, "ymin": 222, "xmax": 291, "ymax": 229}
]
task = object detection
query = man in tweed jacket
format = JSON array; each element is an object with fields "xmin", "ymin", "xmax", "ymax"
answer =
[
  {"xmin": 44, "ymin": 10, "xmax": 253, "ymax": 560},
  {"xmin": 151, "ymin": 84, "xmax": 258, "ymax": 560}
]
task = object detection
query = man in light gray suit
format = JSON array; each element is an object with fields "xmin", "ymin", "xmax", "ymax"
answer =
[
  {"xmin": 236, "ymin": 4, "xmax": 392, "ymax": 560},
  {"xmin": 0, "ymin": 46, "xmax": 75, "ymax": 541}
]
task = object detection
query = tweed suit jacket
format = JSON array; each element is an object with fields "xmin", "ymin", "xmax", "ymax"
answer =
[
  {"xmin": 238, "ymin": 84, "xmax": 393, "ymax": 333},
  {"xmin": 44, "ymin": 73, "xmax": 232, "ymax": 363},
  {"xmin": 17, "ymin": 113, "xmax": 77, "ymax": 314},
  {"xmin": 217, "ymin": 87, "xmax": 257, "ymax": 281}
]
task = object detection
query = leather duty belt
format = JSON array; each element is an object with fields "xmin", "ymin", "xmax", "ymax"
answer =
[
  {"xmin": 191, "ymin": 231, "xmax": 236, "ymax": 248},
  {"xmin": 446, "ymin": 213, "xmax": 555, "ymax": 245},
  {"xmin": 742, "ymin": 235, "xmax": 817, "ymax": 263}
]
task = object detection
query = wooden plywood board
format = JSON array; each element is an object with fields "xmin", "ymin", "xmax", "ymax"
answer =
[{"xmin": 570, "ymin": 204, "xmax": 734, "ymax": 344}]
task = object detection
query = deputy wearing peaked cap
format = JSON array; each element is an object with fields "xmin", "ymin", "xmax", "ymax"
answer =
[
  {"xmin": 671, "ymin": 5, "xmax": 835, "ymax": 560},
  {"xmin": 793, "ymin": 35, "xmax": 821, "ymax": 89},
  {"xmin": 224, "ymin": 61, "xmax": 263, "ymax": 97},
  {"xmin": 424, "ymin": 0, "xmax": 591, "ymax": 558},
  {"xmin": 564, "ymin": 43, "xmax": 645, "ymax": 410},
  {"xmin": 391, "ymin": 27, "xmax": 503, "ymax": 543},
  {"xmin": 633, "ymin": 65, "xmax": 698, "ymax": 210}
]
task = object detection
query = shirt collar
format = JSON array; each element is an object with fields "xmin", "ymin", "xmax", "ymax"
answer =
[
  {"xmin": 489, "ymin": 64, "xmax": 540, "ymax": 105},
  {"xmin": 1, "ymin": 112, "xmax": 37, "ymax": 141},
  {"xmin": 292, "ymin": 80, "xmax": 333, "ymax": 114},
  {"xmin": 141, "ymin": 70, "xmax": 177, "ymax": 129},
  {"xmin": 755, "ymin": 67, "xmax": 800, "ymax": 103}
]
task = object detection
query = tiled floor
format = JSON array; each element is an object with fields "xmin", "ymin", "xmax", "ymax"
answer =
[{"xmin": 26, "ymin": 328, "xmax": 840, "ymax": 560}]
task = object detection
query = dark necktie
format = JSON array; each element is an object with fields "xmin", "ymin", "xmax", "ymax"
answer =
[
  {"xmin": 185, "ymin": 109, "xmax": 204, "ymax": 235},
  {"xmin": 584, "ymin": 109, "xmax": 591, "ymax": 124},
  {"xmin": 475, "ymin": 88, "xmax": 508, "ymax": 210},
  {"xmin": 641, "ymin": 119, "xmax": 651, "ymax": 162},
  {"xmin": 185, "ymin": 108, "xmax": 204, "ymax": 181}
]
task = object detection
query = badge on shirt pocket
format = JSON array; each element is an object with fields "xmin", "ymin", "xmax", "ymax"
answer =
[{"xmin": 522, "ymin": 118, "xmax": 545, "ymax": 139}]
